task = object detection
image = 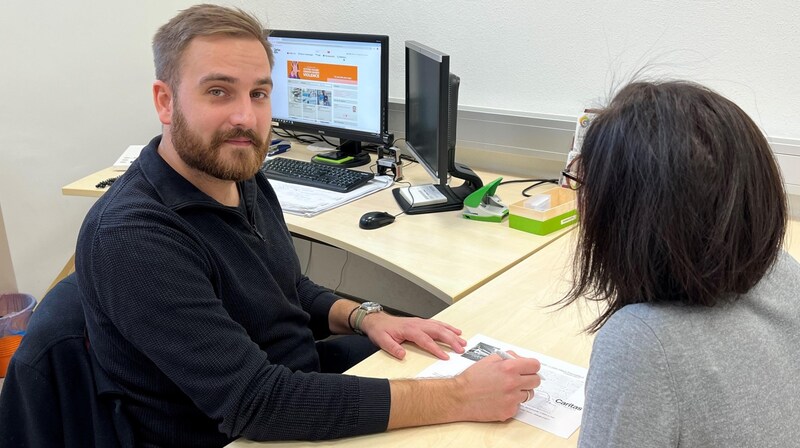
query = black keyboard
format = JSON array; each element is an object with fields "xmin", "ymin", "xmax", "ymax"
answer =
[{"xmin": 261, "ymin": 157, "xmax": 374, "ymax": 193}]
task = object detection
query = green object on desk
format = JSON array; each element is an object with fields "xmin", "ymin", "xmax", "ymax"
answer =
[
  {"xmin": 462, "ymin": 177, "xmax": 509, "ymax": 222},
  {"xmin": 509, "ymin": 209, "xmax": 577, "ymax": 234},
  {"xmin": 508, "ymin": 186, "xmax": 578, "ymax": 235},
  {"xmin": 312, "ymin": 154, "xmax": 354, "ymax": 165}
]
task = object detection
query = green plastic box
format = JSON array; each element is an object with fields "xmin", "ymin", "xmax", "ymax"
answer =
[{"xmin": 508, "ymin": 187, "xmax": 578, "ymax": 235}]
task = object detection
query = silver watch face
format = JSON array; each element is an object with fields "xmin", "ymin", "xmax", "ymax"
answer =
[{"xmin": 360, "ymin": 301, "xmax": 382, "ymax": 313}]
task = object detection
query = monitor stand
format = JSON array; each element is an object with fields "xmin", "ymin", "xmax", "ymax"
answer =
[
  {"xmin": 311, "ymin": 139, "xmax": 370, "ymax": 168},
  {"xmin": 392, "ymin": 162, "xmax": 483, "ymax": 215}
]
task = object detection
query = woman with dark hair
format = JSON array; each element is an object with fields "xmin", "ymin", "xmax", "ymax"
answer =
[{"xmin": 562, "ymin": 81, "xmax": 800, "ymax": 447}]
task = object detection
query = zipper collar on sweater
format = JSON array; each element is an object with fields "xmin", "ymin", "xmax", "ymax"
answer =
[{"xmin": 137, "ymin": 135, "xmax": 259, "ymax": 217}]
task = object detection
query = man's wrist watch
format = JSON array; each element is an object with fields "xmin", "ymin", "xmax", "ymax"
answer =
[{"xmin": 352, "ymin": 301, "xmax": 383, "ymax": 335}]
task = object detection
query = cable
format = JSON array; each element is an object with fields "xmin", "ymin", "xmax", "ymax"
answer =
[
  {"xmin": 278, "ymin": 129, "xmax": 386, "ymax": 156},
  {"xmin": 368, "ymin": 159, "xmax": 382, "ymax": 175},
  {"xmin": 498, "ymin": 178, "xmax": 558, "ymax": 186},
  {"xmin": 521, "ymin": 180, "xmax": 559, "ymax": 196},
  {"xmin": 319, "ymin": 136, "xmax": 384, "ymax": 155},
  {"xmin": 360, "ymin": 144, "xmax": 381, "ymax": 153},
  {"xmin": 303, "ymin": 241, "xmax": 313, "ymax": 276},
  {"xmin": 274, "ymin": 129, "xmax": 324, "ymax": 145},
  {"xmin": 391, "ymin": 180, "xmax": 414, "ymax": 218},
  {"xmin": 271, "ymin": 128, "xmax": 293, "ymax": 139},
  {"xmin": 332, "ymin": 250, "xmax": 350, "ymax": 295},
  {"xmin": 499, "ymin": 178, "xmax": 560, "ymax": 197},
  {"xmin": 319, "ymin": 134, "xmax": 338, "ymax": 148}
]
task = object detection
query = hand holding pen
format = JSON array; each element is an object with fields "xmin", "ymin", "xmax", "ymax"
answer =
[
  {"xmin": 452, "ymin": 349, "xmax": 542, "ymax": 421},
  {"xmin": 493, "ymin": 349, "xmax": 545, "ymax": 404},
  {"xmin": 494, "ymin": 349, "xmax": 546, "ymax": 380}
]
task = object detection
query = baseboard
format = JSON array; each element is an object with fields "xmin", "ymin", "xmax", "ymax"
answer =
[{"xmin": 388, "ymin": 100, "xmax": 575, "ymax": 166}]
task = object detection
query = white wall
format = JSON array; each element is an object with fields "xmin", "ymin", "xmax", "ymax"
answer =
[
  {"xmin": 0, "ymin": 1, "xmax": 199, "ymax": 299},
  {"xmin": 2, "ymin": 0, "xmax": 798, "ymax": 299},
  {"xmin": 257, "ymin": 0, "xmax": 800, "ymax": 139},
  {"xmin": 0, "ymin": 204, "xmax": 18, "ymax": 293}
]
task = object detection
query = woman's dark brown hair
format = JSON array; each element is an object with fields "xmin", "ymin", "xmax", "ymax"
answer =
[{"xmin": 563, "ymin": 81, "xmax": 786, "ymax": 333}]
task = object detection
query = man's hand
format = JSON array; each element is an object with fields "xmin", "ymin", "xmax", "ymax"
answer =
[
  {"xmin": 360, "ymin": 312, "xmax": 467, "ymax": 360},
  {"xmin": 454, "ymin": 353, "xmax": 542, "ymax": 421},
  {"xmin": 387, "ymin": 353, "xmax": 542, "ymax": 429}
]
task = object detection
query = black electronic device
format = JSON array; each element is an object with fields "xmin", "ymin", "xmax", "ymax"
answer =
[
  {"xmin": 359, "ymin": 211, "xmax": 396, "ymax": 230},
  {"xmin": 261, "ymin": 157, "xmax": 374, "ymax": 193},
  {"xmin": 268, "ymin": 30, "xmax": 390, "ymax": 168},
  {"xmin": 392, "ymin": 41, "xmax": 483, "ymax": 214}
]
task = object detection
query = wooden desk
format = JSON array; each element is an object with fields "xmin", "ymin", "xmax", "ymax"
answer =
[
  {"xmin": 229, "ymin": 231, "xmax": 594, "ymax": 447},
  {"xmin": 785, "ymin": 219, "xmax": 800, "ymax": 260},
  {"xmin": 61, "ymin": 167, "xmax": 122, "ymax": 198},
  {"xmin": 62, "ymin": 147, "xmax": 574, "ymax": 303}
]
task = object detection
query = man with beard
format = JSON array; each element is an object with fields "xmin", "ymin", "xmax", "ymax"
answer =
[{"xmin": 75, "ymin": 4, "xmax": 541, "ymax": 447}]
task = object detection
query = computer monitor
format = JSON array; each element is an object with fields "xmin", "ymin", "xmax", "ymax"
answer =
[
  {"xmin": 392, "ymin": 41, "xmax": 483, "ymax": 214},
  {"xmin": 268, "ymin": 30, "xmax": 390, "ymax": 167}
]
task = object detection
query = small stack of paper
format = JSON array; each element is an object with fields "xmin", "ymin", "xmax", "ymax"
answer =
[
  {"xmin": 271, "ymin": 175, "xmax": 394, "ymax": 217},
  {"xmin": 113, "ymin": 145, "xmax": 145, "ymax": 171}
]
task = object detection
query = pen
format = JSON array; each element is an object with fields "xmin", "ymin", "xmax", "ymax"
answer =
[{"xmin": 495, "ymin": 349, "xmax": 546, "ymax": 380}]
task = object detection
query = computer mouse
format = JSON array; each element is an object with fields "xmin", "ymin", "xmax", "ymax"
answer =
[{"xmin": 359, "ymin": 211, "xmax": 396, "ymax": 230}]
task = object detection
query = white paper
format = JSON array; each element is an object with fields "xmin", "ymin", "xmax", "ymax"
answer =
[
  {"xmin": 416, "ymin": 334, "xmax": 587, "ymax": 439},
  {"xmin": 270, "ymin": 175, "xmax": 394, "ymax": 217},
  {"xmin": 113, "ymin": 145, "xmax": 145, "ymax": 171}
]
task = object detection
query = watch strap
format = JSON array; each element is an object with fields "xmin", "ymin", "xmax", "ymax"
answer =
[
  {"xmin": 347, "ymin": 305, "xmax": 360, "ymax": 334},
  {"xmin": 353, "ymin": 309, "xmax": 368, "ymax": 335}
]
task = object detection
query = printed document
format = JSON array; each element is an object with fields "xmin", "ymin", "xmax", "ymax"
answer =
[
  {"xmin": 271, "ymin": 175, "xmax": 393, "ymax": 217},
  {"xmin": 416, "ymin": 334, "xmax": 587, "ymax": 438}
]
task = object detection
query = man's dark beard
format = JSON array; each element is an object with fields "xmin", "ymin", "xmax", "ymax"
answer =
[{"xmin": 171, "ymin": 105, "xmax": 269, "ymax": 182}]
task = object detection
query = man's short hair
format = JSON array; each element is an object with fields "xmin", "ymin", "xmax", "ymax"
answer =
[
  {"xmin": 562, "ymin": 80, "xmax": 787, "ymax": 332},
  {"xmin": 153, "ymin": 3, "xmax": 274, "ymax": 89}
]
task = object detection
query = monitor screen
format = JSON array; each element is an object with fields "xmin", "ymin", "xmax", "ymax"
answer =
[
  {"xmin": 395, "ymin": 41, "xmax": 482, "ymax": 214},
  {"xmin": 405, "ymin": 41, "xmax": 451, "ymax": 186},
  {"xmin": 268, "ymin": 30, "xmax": 389, "ymax": 162}
]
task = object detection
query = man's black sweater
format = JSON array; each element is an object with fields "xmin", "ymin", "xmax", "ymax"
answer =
[{"xmin": 76, "ymin": 136, "xmax": 390, "ymax": 447}]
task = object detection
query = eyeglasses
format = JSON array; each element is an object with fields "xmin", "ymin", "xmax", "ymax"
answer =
[{"xmin": 561, "ymin": 157, "xmax": 583, "ymax": 190}]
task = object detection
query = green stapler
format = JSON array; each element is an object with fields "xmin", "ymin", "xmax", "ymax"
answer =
[{"xmin": 462, "ymin": 177, "xmax": 508, "ymax": 222}]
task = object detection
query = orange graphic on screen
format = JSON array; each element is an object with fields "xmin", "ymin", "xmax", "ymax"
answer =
[{"xmin": 286, "ymin": 61, "xmax": 357, "ymax": 84}]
